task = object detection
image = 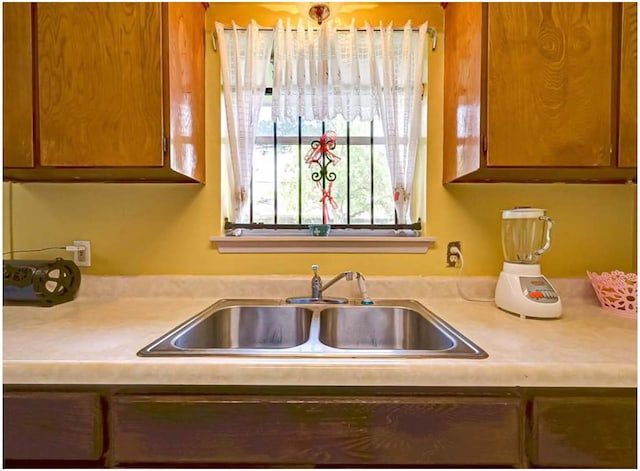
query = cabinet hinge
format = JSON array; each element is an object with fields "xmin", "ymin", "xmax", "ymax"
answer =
[
  {"xmin": 163, "ymin": 136, "xmax": 168, "ymax": 153},
  {"xmin": 482, "ymin": 135, "xmax": 488, "ymax": 154}
]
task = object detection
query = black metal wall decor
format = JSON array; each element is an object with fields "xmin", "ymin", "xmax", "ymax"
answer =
[{"xmin": 304, "ymin": 131, "xmax": 341, "ymax": 225}]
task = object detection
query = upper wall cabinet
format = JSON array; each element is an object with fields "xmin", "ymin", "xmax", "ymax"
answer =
[
  {"xmin": 3, "ymin": 3, "xmax": 34, "ymax": 169},
  {"xmin": 618, "ymin": 2, "xmax": 637, "ymax": 169},
  {"xmin": 443, "ymin": 3, "xmax": 637, "ymax": 183},
  {"xmin": 3, "ymin": 3, "xmax": 206, "ymax": 183}
]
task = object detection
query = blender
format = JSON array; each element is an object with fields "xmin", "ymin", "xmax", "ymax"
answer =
[{"xmin": 494, "ymin": 207, "xmax": 562, "ymax": 319}]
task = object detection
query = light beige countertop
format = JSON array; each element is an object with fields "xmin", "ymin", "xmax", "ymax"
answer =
[{"xmin": 3, "ymin": 275, "xmax": 637, "ymax": 388}]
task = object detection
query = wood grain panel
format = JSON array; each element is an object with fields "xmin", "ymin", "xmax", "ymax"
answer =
[
  {"xmin": 3, "ymin": 3, "xmax": 34, "ymax": 168},
  {"xmin": 443, "ymin": 2, "xmax": 483, "ymax": 182},
  {"xmin": 167, "ymin": 3, "xmax": 206, "ymax": 182},
  {"xmin": 619, "ymin": 2, "xmax": 637, "ymax": 168},
  {"xmin": 37, "ymin": 3, "xmax": 163, "ymax": 167},
  {"xmin": 530, "ymin": 395, "xmax": 637, "ymax": 468},
  {"xmin": 487, "ymin": 3, "xmax": 613, "ymax": 167},
  {"xmin": 111, "ymin": 395, "xmax": 521, "ymax": 466},
  {"xmin": 3, "ymin": 392, "xmax": 104, "ymax": 461}
]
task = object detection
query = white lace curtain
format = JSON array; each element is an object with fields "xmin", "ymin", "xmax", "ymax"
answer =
[
  {"xmin": 217, "ymin": 20, "xmax": 428, "ymax": 224},
  {"xmin": 271, "ymin": 19, "xmax": 379, "ymax": 123},
  {"xmin": 367, "ymin": 22, "xmax": 428, "ymax": 224},
  {"xmin": 215, "ymin": 21, "xmax": 273, "ymax": 223}
]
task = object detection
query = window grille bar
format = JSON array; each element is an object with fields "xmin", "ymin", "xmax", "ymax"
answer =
[
  {"xmin": 346, "ymin": 122, "xmax": 351, "ymax": 225},
  {"xmin": 250, "ymin": 154, "xmax": 254, "ymax": 224},
  {"xmin": 273, "ymin": 122, "xmax": 278, "ymax": 224},
  {"xmin": 369, "ymin": 120, "xmax": 374, "ymax": 224},
  {"xmin": 297, "ymin": 116, "xmax": 303, "ymax": 224},
  {"xmin": 257, "ymin": 135, "xmax": 384, "ymax": 145},
  {"xmin": 321, "ymin": 122, "xmax": 327, "ymax": 221}
]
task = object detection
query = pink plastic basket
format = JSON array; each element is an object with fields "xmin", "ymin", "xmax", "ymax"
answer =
[{"xmin": 587, "ymin": 270, "xmax": 637, "ymax": 318}]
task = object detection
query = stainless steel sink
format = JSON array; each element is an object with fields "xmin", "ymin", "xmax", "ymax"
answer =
[
  {"xmin": 138, "ymin": 299, "xmax": 487, "ymax": 359},
  {"xmin": 173, "ymin": 305, "xmax": 313, "ymax": 349},
  {"xmin": 319, "ymin": 306, "xmax": 456, "ymax": 350}
]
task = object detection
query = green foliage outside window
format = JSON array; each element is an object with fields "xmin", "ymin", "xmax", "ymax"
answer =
[{"xmin": 253, "ymin": 110, "xmax": 395, "ymax": 225}]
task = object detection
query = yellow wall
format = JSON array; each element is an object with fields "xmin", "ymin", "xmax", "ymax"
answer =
[{"xmin": 3, "ymin": 3, "xmax": 637, "ymax": 277}]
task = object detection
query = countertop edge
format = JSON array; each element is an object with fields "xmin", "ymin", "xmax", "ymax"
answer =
[{"xmin": 3, "ymin": 360, "xmax": 637, "ymax": 388}]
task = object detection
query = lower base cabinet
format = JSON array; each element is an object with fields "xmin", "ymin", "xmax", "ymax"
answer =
[
  {"xmin": 528, "ymin": 395, "xmax": 637, "ymax": 468},
  {"xmin": 2, "ymin": 387, "xmax": 637, "ymax": 468},
  {"xmin": 3, "ymin": 391, "xmax": 104, "ymax": 463},
  {"xmin": 110, "ymin": 394, "xmax": 522, "ymax": 466}
]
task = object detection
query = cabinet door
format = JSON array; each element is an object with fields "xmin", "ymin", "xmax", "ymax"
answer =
[
  {"xmin": 618, "ymin": 2, "xmax": 637, "ymax": 168},
  {"xmin": 529, "ymin": 395, "xmax": 637, "ymax": 468},
  {"xmin": 3, "ymin": 392, "xmax": 104, "ymax": 461},
  {"xmin": 111, "ymin": 394, "xmax": 522, "ymax": 466},
  {"xmin": 3, "ymin": 3, "xmax": 34, "ymax": 168},
  {"xmin": 37, "ymin": 3, "xmax": 163, "ymax": 167},
  {"xmin": 166, "ymin": 3, "xmax": 206, "ymax": 182},
  {"xmin": 442, "ymin": 2, "xmax": 483, "ymax": 183},
  {"xmin": 487, "ymin": 3, "xmax": 613, "ymax": 167}
]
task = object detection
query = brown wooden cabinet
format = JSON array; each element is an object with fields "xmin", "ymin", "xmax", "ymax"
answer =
[
  {"xmin": 3, "ymin": 3, "xmax": 35, "ymax": 169},
  {"xmin": 3, "ymin": 391, "xmax": 104, "ymax": 462},
  {"xmin": 527, "ymin": 393, "xmax": 637, "ymax": 468},
  {"xmin": 618, "ymin": 2, "xmax": 637, "ymax": 168},
  {"xmin": 443, "ymin": 2, "xmax": 637, "ymax": 183},
  {"xmin": 3, "ymin": 386, "xmax": 636, "ymax": 468},
  {"xmin": 110, "ymin": 393, "xmax": 523, "ymax": 466},
  {"xmin": 3, "ymin": 2, "xmax": 206, "ymax": 183}
]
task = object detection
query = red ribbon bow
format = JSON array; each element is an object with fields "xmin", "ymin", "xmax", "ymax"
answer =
[
  {"xmin": 319, "ymin": 181, "xmax": 338, "ymax": 224},
  {"xmin": 304, "ymin": 131, "xmax": 341, "ymax": 167}
]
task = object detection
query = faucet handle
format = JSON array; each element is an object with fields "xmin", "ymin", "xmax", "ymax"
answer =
[{"xmin": 311, "ymin": 264, "xmax": 319, "ymax": 275}]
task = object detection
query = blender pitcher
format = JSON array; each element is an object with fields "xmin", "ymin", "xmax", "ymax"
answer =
[{"xmin": 502, "ymin": 207, "xmax": 553, "ymax": 264}]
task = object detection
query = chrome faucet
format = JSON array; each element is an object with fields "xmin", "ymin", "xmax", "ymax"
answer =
[{"xmin": 309, "ymin": 264, "xmax": 373, "ymax": 304}]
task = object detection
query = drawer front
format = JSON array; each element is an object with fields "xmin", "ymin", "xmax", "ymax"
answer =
[
  {"xmin": 111, "ymin": 395, "xmax": 522, "ymax": 466},
  {"xmin": 3, "ymin": 392, "xmax": 104, "ymax": 461},
  {"xmin": 530, "ymin": 396, "xmax": 637, "ymax": 468}
]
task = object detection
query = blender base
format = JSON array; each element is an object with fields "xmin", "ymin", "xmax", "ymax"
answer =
[{"xmin": 495, "ymin": 263, "xmax": 562, "ymax": 319}]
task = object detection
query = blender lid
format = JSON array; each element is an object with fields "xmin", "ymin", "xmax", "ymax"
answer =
[{"xmin": 502, "ymin": 207, "xmax": 546, "ymax": 219}]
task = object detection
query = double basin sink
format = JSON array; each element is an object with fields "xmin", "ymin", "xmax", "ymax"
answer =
[{"xmin": 138, "ymin": 299, "xmax": 487, "ymax": 359}]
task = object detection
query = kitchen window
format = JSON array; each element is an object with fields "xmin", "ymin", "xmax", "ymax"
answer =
[
  {"xmin": 250, "ymin": 106, "xmax": 397, "ymax": 226},
  {"xmin": 212, "ymin": 20, "xmax": 435, "ymax": 253}
]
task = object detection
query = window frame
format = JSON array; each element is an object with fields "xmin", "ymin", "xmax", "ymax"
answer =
[{"xmin": 212, "ymin": 23, "xmax": 436, "ymax": 253}]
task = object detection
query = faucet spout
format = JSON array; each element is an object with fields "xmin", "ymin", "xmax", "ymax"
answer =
[
  {"xmin": 320, "ymin": 271, "xmax": 354, "ymax": 296},
  {"xmin": 305, "ymin": 265, "xmax": 373, "ymax": 304}
]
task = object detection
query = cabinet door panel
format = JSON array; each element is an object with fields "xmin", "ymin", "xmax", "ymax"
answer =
[
  {"xmin": 442, "ymin": 2, "xmax": 483, "ymax": 182},
  {"xmin": 3, "ymin": 392, "xmax": 104, "ymax": 461},
  {"xmin": 619, "ymin": 2, "xmax": 637, "ymax": 168},
  {"xmin": 111, "ymin": 395, "xmax": 522, "ymax": 466},
  {"xmin": 530, "ymin": 396, "xmax": 637, "ymax": 468},
  {"xmin": 487, "ymin": 3, "xmax": 613, "ymax": 167},
  {"xmin": 37, "ymin": 3, "xmax": 163, "ymax": 167},
  {"xmin": 3, "ymin": 3, "xmax": 34, "ymax": 168},
  {"xmin": 166, "ymin": 3, "xmax": 206, "ymax": 182}
]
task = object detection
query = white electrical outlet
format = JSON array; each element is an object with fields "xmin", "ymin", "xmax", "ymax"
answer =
[{"xmin": 73, "ymin": 240, "xmax": 91, "ymax": 267}]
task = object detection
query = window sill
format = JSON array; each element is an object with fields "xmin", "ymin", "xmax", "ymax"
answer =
[{"xmin": 209, "ymin": 236, "xmax": 436, "ymax": 254}]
